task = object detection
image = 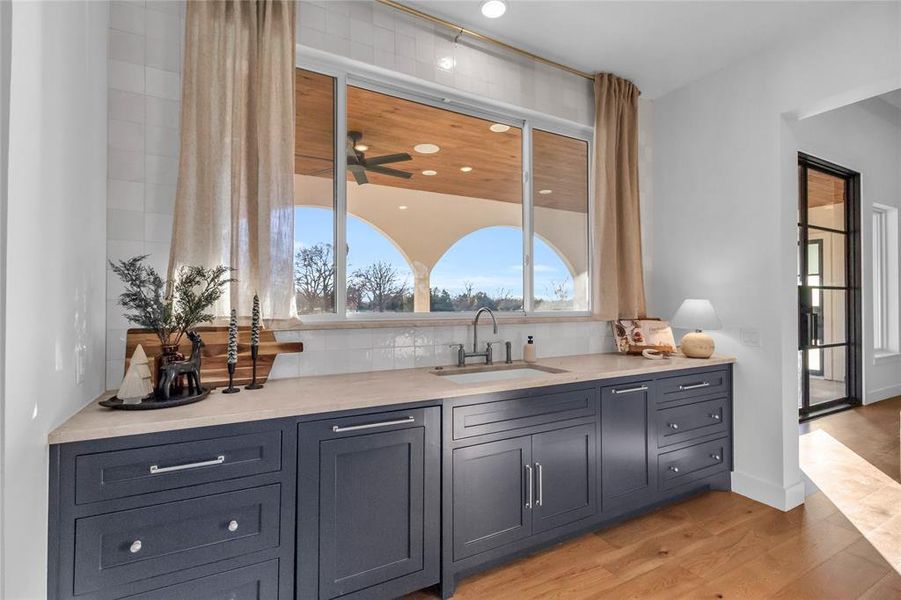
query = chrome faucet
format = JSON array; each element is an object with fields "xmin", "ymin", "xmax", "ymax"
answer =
[{"xmin": 451, "ymin": 307, "xmax": 500, "ymax": 367}]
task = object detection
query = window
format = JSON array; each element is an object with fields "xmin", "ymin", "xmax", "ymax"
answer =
[
  {"xmin": 293, "ymin": 68, "xmax": 591, "ymax": 319},
  {"xmin": 872, "ymin": 204, "xmax": 898, "ymax": 354}
]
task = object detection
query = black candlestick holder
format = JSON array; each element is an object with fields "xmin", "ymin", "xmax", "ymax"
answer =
[
  {"xmin": 245, "ymin": 345, "xmax": 263, "ymax": 390},
  {"xmin": 222, "ymin": 362, "xmax": 240, "ymax": 394}
]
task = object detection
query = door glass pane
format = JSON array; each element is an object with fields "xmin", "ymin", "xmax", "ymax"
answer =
[
  {"xmin": 807, "ymin": 169, "xmax": 846, "ymax": 231},
  {"xmin": 345, "ymin": 85, "xmax": 523, "ymax": 314},
  {"xmin": 808, "ymin": 346, "xmax": 847, "ymax": 406},
  {"xmin": 294, "ymin": 69, "xmax": 336, "ymax": 315},
  {"xmin": 532, "ymin": 129, "xmax": 590, "ymax": 311},
  {"xmin": 811, "ymin": 289, "xmax": 846, "ymax": 346},
  {"xmin": 808, "ymin": 232, "xmax": 846, "ymax": 287}
]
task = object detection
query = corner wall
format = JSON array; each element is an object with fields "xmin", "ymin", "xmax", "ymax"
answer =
[
  {"xmin": 3, "ymin": 2, "xmax": 109, "ymax": 597},
  {"xmin": 651, "ymin": 2, "xmax": 901, "ymax": 509}
]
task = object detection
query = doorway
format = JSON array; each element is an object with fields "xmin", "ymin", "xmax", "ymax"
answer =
[{"xmin": 798, "ymin": 153, "xmax": 862, "ymax": 420}]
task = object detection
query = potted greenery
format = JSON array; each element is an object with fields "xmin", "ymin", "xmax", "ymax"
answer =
[{"xmin": 109, "ymin": 256, "xmax": 234, "ymax": 362}]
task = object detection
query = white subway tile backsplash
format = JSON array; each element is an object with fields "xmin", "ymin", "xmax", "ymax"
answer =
[
  {"xmin": 393, "ymin": 345, "xmax": 415, "ymax": 369},
  {"xmin": 326, "ymin": 10, "xmax": 351, "ymax": 39},
  {"xmin": 144, "ymin": 183, "xmax": 176, "ymax": 214},
  {"xmin": 107, "ymin": 239, "xmax": 145, "ymax": 263},
  {"xmin": 144, "ymin": 212, "xmax": 173, "ymax": 243},
  {"xmin": 145, "ymin": 124, "xmax": 179, "ymax": 157},
  {"xmin": 109, "ymin": 59, "xmax": 145, "ymax": 94},
  {"xmin": 107, "ymin": 360, "xmax": 126, "ymax": 391},
  {"xmin": 349, "ymin": 19, "xmax": 373, "ymax": 46},
  {"xmin": 110, "ymin": 2, "xmax": 145, "ymax": 35},
  {"xmin": 395, "ymin": 33, "xmax": 415, "ymax": 59},
  {"xmin": 413, "ymin": 345, "xmax": 435, "ymax": 368},
  {"xmin": 109, "ymin": 119, "xmax": 145, "ymax": 152},
  {"xmin": 145, "ymin": 36, "xmax": 181, "ymax": 72},
  {"xmin": 144, "ymin": 7, "xmax": 180, "ymax": 41},
  {"xmin": 350, "ymin": 42, "xmax": 374, "ymax": 64},
  {"xmin": 145, "ymin": 154, "xmax": 178, "ymax": 184},
  {"xmin": 110, "ymin": 30, "xmax": 145, "ymax": 65},
  {"xmin": 110, "ymin": 89, "xmax": 145, "ymax": 124},
  {"xmin": 299, "ymin": 1, "xmax": 327, "ymax": 32},
  {"xmin": 108, "ymin": 179, "xmax": 144, "ymax": 211},
  {"xmin": 145, "ymin": 96, "xmax": 180, "ymax": 128},
  {"xmin": 373, "ymin": 25, "xmax": 394, "ymax": 53},
  {"xmin": 108, "ymin": 209, "xmax": 145, "ymax": 242},
  {"xmin": 109, "ymin": 148, "xmax": 145, "ymax": 182},
  {"xmin": 372, "ymin": 348, "xmax": 395, "ymax": 371},
  {"xmin": 145, "ymin": 67, "xmax": 180, "ymax": 100}
]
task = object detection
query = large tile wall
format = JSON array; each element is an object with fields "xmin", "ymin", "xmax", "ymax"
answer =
[
  {"xmin": 103, "ymin": 0, "xmax": 642, "ymax": 388},
  {"xmin": 106, "ymin": 0, "xmax": 185, "ymax": 389}
]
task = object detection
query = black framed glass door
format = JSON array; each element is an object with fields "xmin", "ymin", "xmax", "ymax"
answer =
[{"xmin": 798, "ymin": 153, "xmax": 862, "ymax": 419}]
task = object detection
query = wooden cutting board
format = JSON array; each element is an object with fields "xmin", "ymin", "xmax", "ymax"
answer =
[{"xmin": 124, "ymin": 327, "xmax": 303, "ymax": 388}]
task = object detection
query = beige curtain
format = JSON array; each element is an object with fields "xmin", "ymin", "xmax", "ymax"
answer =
[
  {"xmin": 592, "ymin": 73, "xmax": 647, "ymax": 320},
  {"xmin": 170, "ymin": 0, "xmax": 296, "ymax": 319}
]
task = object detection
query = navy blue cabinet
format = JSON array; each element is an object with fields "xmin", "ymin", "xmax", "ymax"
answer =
[
  {"xmin": 600, "ymin": 381, "xmax": 655, "ymax": 512},
  {"xmin": 296, "ymin": 407, "xmax": 440, "ymax": 600}
]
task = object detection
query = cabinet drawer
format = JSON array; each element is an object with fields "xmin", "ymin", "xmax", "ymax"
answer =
[
  {"xmin": 658, "ymin": 438, "xmax": 729, "ymax": 491},
  {"xmin": 453, "ymin": 388, "xmax": 597, "ymax": 440},
  {"xmin": 121, "ymin": 560, "xmax": 279, "ymax": 600},
  {"xmin": 656, "ymin": 397, "xmax": 728, "ymax": 448},
  {"xmin": 75, "ymin": 431, "xmax": 282, "ymax": 504},
  {"xmin": 74, "ymin": 485, "xmax": 281, "ymax": 595},
  {"xmin": 657, "ymin": 369, "xmax": 729, "ymax": 405}
]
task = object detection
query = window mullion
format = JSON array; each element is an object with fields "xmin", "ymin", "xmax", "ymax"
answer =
[
  {"xmin": 522, "ymin": 122, "xmax": 533, "ymax": 314},
  {"xmin": 335, "ymin": 75, "xmax": 348, "ymax": 318}
]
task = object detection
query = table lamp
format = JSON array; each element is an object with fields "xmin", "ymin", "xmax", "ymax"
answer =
[{"xmin": 672, "ymin": 299, "xmax": 721, "ymax": 358}]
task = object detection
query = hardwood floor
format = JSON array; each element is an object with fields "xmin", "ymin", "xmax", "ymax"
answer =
[
  {"xmin": 800, "ymin": 395, "xmax": 901, "ymax": 483},
  {"xmin": 408, "ymin": 399, "xmax": 901, "ymax": 599},
  {"xmin": 408, "ymin": 489, "xmax": 900, "ymax": 599}
]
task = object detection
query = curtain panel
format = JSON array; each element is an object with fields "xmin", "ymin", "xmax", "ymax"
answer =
[
  {"xmin": 592, "ymin": 72, "xmax": 647, "ymax": 320},
  {"xmin": 170, "ymin": 0, "xmax": 296, "ymax": 319}
]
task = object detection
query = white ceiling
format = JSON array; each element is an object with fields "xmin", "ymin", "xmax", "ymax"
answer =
[{"xmin": 408, "ymin": 1, "xmax": 857, "ymax": 99}]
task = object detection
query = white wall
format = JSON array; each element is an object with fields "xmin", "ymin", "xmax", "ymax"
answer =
[
  {"xmin": 651, "ymin": 2, "xmax": 901, "ymax": 510},
  {"xmin": 791, "ymin": 98, "xmax": 901, "ymax": 404},
  {"xmin": 106, "ymin": 0, "xmax": 185, "ymax": 390},
  {"xmin": 2, "ymin": 2, "xmax": 109, "ymax": 597}
]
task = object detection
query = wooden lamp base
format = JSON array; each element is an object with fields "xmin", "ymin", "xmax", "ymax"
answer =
[{"xmin": 681, "ymin": 330, "xmax": 715, "ymax": 358}]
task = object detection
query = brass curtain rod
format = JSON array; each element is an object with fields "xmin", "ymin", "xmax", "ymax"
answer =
[{"xmin": 374, "ymin": 0, "xmax": 594, "ymax": 81}]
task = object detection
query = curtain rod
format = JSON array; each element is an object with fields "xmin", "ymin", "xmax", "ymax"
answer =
[{"xmin": 374, "ymin": 0, "xmax": 594, "ymax": 81}]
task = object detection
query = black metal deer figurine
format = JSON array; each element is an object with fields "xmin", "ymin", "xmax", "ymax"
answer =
[{"xmin": 157, "ymin": 331, "xmax": 204, "ymax": 401}]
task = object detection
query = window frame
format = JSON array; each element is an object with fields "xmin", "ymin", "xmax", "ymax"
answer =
[
  {"xmin": 296, "ymin": 47, "xmax": 594, "ymax": 323},
  {"xmin": 872, "ymin": 203, "xmax": 899, "ymax": 357}
]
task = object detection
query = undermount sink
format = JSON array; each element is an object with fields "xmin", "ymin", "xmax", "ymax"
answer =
[{"xmin": 432, "ymin": 364, "xmax": 567, "ymax": 385}]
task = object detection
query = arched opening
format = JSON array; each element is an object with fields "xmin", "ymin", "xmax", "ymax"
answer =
[
  {"xmin": 430, "ymin": 227, "xmax": 524, "ymax": 312},
  {"xmin": 294, "ymin": 206, "xmax": 336, "ymax": 315},
  {"xmin": 346, "ymin": 214, "xmax": 414, "ymax": 313},
  {"xmin": 533, "ymin": 235, "xmax": 579, "ymax": 311}
]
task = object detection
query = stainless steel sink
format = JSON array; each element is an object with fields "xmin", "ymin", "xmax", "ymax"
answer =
[{"xmin": 431, "ymin": 363, "xmax": 567, "ymax": 385}]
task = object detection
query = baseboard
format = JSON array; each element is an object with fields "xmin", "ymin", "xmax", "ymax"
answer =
[
  {"xmin": 865, "ymin": 383, "xmax": 901, "ymax": 405},
  {"xmin": 731, "ymin": 471, "xmax": 805, "ymax": 511}
]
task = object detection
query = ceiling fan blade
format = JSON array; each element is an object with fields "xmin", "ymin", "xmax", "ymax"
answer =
[
  {"xmin": 364, "ymin": 153, "xmax": 413, "ymax": 166},
  {"xmin": 348, "ymin": 165, "xmax": 369, "ymax": 185},
  {"xmin": 366, "ymin": 165, "xmax": 413, "ymax": 179}
]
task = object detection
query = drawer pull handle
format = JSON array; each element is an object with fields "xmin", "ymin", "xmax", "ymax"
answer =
[
  {"xmin": 149, "ymin": 455, "xmax": 225, "ymax": 475},
  {"xmin": 710, "ymin": 454, "xmax": 722, "ymax": 461},
  {"xmin": 668, "ymin": 423, "xmax": 679, "ymax": 430},
  {"xmin": 228, "ymin": 520, "xmax": 239, "ymax": 532},
  {"xmin": 613, "ymin": 385, "xmax": 648, "ymax": 395},
  {"xmin": 535, "ymin": 463, "xmax": 544, "ymax": 507},
  {"xmin": 332, "ymin": 416, "xmax": 415, "ymax": 433},
  {"xmin": 708, "ymin": 413, "xmax": 721, "ymax": 420},
  {"xmin": 129, "ymin": 540, "xmax": 142, "ymax": 554},
  {"xmin": 669, "ymin": 466, "xmax": 680, "ymax": 473},
  {"xmin": 525, "ymin": 464, "xmax": 533, "ymax": 509},
  {"xmin": 679, "ymin": 381, "xmax": 710, "ymax": 391}
]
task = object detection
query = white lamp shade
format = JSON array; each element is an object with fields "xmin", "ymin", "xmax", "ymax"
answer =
[{"xmin": 671, "ymin": 299, "xmax": 722, "ymax": 331}]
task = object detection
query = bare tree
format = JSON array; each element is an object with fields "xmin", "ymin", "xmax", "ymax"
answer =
[
  {"xmin": 294, "ymin": 243, "xmax": 335, "ymax": 313},
  {"xmin": 549, "ymin": 280, "xmax": 570, "ymax": 302},
  {"xmin": 351, "ymin": 261, "xmax": 409, "ymax": 312}
]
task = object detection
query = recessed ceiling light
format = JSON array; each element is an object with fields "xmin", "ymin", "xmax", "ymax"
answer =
[
  {"xmin": 460, "ymin": 166, "xmax": 473, "ymax": 173},
  {"xmin": 422, "ymin": 170, "xmax": 437, "ymax": 176},
  {"xmin": 489, "ymin": 123, "xmax": 510, "ymax": 133},
  {"xmin": 538, "ymin": 189, "xmax": 552, "ymax": 195},
  {"xmin": 354, "ymin": 143, "xmax": 369, "ymax": 152},
  {"xmin": 437, "ymin": 56, "xmax": 456, "ymax": 71},
  {"xmin": 481, "ymin": 0, "xmax": 507, "ymax": 18},
  {"xmin": 413, "ymin": 143, "xmax": 440, "ymax": 154},
  {"xmin": 398, "ymin": 205, "xmax": 408, "ymax": 210}
]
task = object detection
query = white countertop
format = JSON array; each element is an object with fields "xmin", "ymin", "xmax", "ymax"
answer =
[{"xmin": 49, "ymin": 353, "xmax": 735, "ymax": 444}]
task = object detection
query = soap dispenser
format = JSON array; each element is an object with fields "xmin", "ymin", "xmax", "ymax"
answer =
[{"xmin": 523, "ymin": 336, "xmax": 537, "ymax": 363}]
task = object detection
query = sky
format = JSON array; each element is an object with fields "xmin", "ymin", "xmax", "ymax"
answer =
[{"xmin": 294, "ymin": 206, "xmax": 573, "ymax": 301}]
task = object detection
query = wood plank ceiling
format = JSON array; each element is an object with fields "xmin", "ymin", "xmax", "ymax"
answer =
[
  {"xmin": 294, "ymin": 68, "xmax": 588, "ymax": 213},
  {"xmin": 807, "ymin": 168, "xmax": 846, "ymax": 209}
]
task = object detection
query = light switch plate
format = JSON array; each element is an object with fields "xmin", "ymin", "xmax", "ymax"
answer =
[{"xmin": 740, "ymin": 328, "xmax": 761, "ymax": 348}]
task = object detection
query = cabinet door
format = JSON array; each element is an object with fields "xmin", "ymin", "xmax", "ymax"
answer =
[
  {"xmin": 531, "ymin": 423, "xmax": 598, "ymax": 533},
  {"xmin": 318, "ymin": 427, "xmax": 425, "ymax": 599},
  {"xmin": 452, "ymin": 437, "xmax": 533, "ymax": 560},
  {"xmin": 601, "ymin": 382, "xmax": 655, "ymax": 511}
]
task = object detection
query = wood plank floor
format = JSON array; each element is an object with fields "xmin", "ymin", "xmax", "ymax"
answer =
[{"xmin": 409, "ymin": 400, "xmax": 901, "ymax": 599}]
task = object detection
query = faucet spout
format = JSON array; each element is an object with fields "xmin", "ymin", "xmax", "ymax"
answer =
[{"xmin": 472, "ymin": 307, "xmax": 498, "ymax": 353}]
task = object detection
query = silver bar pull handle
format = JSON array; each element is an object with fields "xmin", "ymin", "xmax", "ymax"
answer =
[
  {"xmin": 332, "ymin": 416, "xmax": 415, "ymax": 433},
  {"xmin": 613, "ymin": 385, "xmax": 648, "ymax": 395},
  {"xmin": 149, "ymin": 455, "xmax": 225, "ymax": 475},
  {"xmin": 679, "ymin": 381, "xmax": 710, "ymax": 391},
  {"xmin": 525, "ymin": 464, "xmax": 533, "ymax": 509},
  {"xmin": 535, "ymin": 463, "xmax": 543, "ymax": 507}
]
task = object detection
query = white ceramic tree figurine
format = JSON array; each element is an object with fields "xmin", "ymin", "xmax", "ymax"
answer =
[{"xmin": 118, "ymin": 344, "xmax": 154, "ymax": 403}]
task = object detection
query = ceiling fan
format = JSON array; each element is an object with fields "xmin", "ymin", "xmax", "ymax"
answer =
[{"xmin": 346, "ymin": 131, "xmax": 413, "ymax": 185}]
